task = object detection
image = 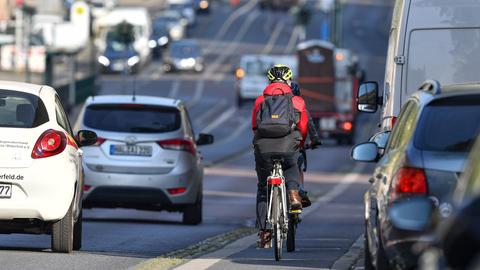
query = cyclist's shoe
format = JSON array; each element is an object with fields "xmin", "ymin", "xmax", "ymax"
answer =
[
  {"xmin": 257, "ymin": 230, "xmax": 272, "ymax": 248},
  {"xmin": 299, "ymin": 190, "xmax": 312, "ymax": 208},
  {"xmin": 288, "ymin": 190, "xmax": 303, "ymax": 211}
]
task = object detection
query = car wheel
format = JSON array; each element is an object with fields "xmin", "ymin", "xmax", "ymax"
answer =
[
  {"xmin": 364, "ymin": 224, "xmax": 374, "ymax": 270},
  {"xmin": 73, "ymin": 209, "xmax": 83, "ymax": 251},
  {"xmin": 51, "ymin": 200, "xmax": 74, "ymax": 253},
  {"xmin": 376, "ymin": 234, "xmax": 390, "ymax": 270},
  {"xmin": 183, "ymin": 192, "xmax": 202, "ymax": 225}
]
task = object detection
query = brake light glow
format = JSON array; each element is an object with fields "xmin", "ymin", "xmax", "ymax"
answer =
[
  {"xmin": 31, "ymin": 129, "xmax": 67, "ymax": 159},
  {"xmin": 95, "ymin": 137, "xmax": 106, "ymax": 146},
  {"xmin": 167, "ymin": 187, "xmax": 186, "ymax": 195},
  {"xmin": 157, "ymin": 138, "xmax": 196, "ymax": 155},
  {"xmin": 268, "ymin": 177, "xmax": 283, "ymax": 185},
  {"xmin": 391, "ymin": 167, "xmax": 427, "ymax": 201},
  {"xmin": 341, "ymin": 121, "xmax": 353, "ymax": 131}
]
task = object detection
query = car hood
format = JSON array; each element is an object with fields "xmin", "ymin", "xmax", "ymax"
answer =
[{"xmin": 104, "ymin": 50, "xmax": 138, "ymax": 60}]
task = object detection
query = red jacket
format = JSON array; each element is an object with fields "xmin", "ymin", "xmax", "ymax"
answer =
[{"xmin": 252, "ymin": 82, "xmax": 308, "ymax": 144}]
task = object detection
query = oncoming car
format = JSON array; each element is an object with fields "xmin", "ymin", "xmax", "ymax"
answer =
[
  {"xmin": 0, "ymin": 81, "xmax": 97, "ymax": 253},
  {"xmin": 75, "ymin": 95, "xmax": 214, "ymax": 225}
]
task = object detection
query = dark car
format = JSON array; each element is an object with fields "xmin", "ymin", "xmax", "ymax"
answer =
[
  {"xmin": 390, "ymin": 135, "xmax": 480, "ymax": 270},
  {"xmin": 163, "ymin": 39, "xmax": 204, "ymax": 73},
  {"xmin": 149, "ymin": 19, "xmax": 171, "ymax": 59},
  {"xmin": 98, "ymin": 33, "xmax": 140, "ymax": 74},
  {"xmin": 352, "ymin": 81, "xmax": 480, "ymax": 269}
]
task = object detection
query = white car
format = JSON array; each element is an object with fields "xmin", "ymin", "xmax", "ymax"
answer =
[
  {"xmin": 74, "ymin": 95, "xmax": 214, "ymax": 225},
  {"xmin": 0, "ymin": 81, "xmax": 97, "ymax": 252}
]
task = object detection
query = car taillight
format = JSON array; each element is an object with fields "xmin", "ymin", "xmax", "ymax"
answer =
[
  {"xmin": 167, "ymin": 187, "xmax": 186, "ymax": 195},
  {"xmin": 157, "ymin": 138, "xmax": 196, "ymax": 155},
  {"xmin": 391, "ymin": 117, "xmax": 397, "ymax": 127},
  {"xmin": 83, "ymin": 185, "xmax": 92, "ymax": 192},
  {"xmin": 31, "ymin": 129, "xmax": 67, "ymax": 159},
  {"xmin": 341, "ymin": 121, "xmax": 353, "ymax": 131},
  {"xmin": 391, "ymin": 167, "xmax": 427, "ymax": 201},
  {"xmin": 95, "ymin": 137, "xmax": 106, "ymax": 146}
]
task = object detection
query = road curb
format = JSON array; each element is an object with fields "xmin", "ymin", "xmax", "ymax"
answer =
[
  {"xmin": 133, "ymin": 227, "xmax": 257, "ymax": 270},
  {"xmin": 331, "ymin": 234, "xmax": 364, "ymax": 270}
]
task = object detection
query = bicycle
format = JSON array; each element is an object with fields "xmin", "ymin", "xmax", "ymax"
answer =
[{"xmin": 266, "ymin": 158, "xmax": 302, "ymax": 261}]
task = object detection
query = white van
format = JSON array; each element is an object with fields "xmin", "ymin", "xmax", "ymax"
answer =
[
  {"xmin": 235, "ymin": 54, "xmax": 297, "ymax": 106},
  {"xmin": 94, "ymin": 7, "xmax": 152, "ymax": 64},
  {"xmin": 357, "ymin": 0, "xmax": 480, "ymax": 130}
]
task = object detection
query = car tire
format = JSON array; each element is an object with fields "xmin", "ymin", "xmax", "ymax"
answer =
[
  {"xmin": 73, "ymin": 209, "xmax": 83, "ymax": 251},
  {"xmin": 376, "ymin": 234, "xmax": 390, "ymax": 270},
  {"xmin": 364, "ymin": 224, "xmax": 374, "ymax": 270},
  {"xmin": 183, "ymin": 192, "xmax": 202, "ymax": 225},
  {"xmin": 51, "ymin": 200, "xmax": 74, "ymax": 253}
]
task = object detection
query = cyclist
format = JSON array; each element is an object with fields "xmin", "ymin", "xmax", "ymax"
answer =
[
  {"xmin": 291, "ymin": 82, "xmax": 322, "ymax": 208},
  {"xmin": 252, "ymin": 64, "xmax": 308, "ymax": 248}
]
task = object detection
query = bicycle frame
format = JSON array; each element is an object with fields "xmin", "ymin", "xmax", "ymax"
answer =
[{"xmin": 266, "ymin": 161, "xmax": 288, "ymax": 239}]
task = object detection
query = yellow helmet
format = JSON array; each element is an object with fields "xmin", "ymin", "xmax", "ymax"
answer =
[{"xmin": 267, "ymin": 64, "xmax": 293, "ymax": 82}]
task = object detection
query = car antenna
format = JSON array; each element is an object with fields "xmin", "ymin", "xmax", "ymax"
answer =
[{"xmin": 132, "ymin": 70, "xmax": 137, "ymax": 102}]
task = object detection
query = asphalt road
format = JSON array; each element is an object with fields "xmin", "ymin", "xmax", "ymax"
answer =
[{"xmin": 0, "ymin": 1, "xmax": 392, "ymax": 269}]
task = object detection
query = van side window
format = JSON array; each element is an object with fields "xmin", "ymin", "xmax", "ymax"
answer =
[{"xmin": 386, "ymin": 101, "xmax": 419, "ymax": 150}]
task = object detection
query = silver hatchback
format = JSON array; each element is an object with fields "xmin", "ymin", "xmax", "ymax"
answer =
[{"xmin": 74, "ymin": 95, "xmax": 213, "ymax": 225}]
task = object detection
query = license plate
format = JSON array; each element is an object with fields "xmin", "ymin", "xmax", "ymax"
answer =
[
  {"xmin": 112, "ymin": 62, "xmax": 125, "ymax": 71},
  {"xmin": 0, "ymin": 184, "xmax": 12, "ymax": 198},
  {"xmin": 110, "ymin": 145, "xmax": 152, "ymax": 157},
  {"xmin": 320, "ymin": 117, "xmax": 337, "ymax": 131}
]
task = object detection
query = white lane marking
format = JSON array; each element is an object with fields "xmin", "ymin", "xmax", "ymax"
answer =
[
  {"xmin": 285, "ymin": 25, "xmax": 300, "ymax": 54},
  {"xmin": 188, "ymin": 79, "xmax": 205, "ymax": 107},
  {"xmin": 205, "ymin": 9, "xmax": 261, "ymax": 76},
  {"xmin": 204, "ymin": 190, "xmax": 256, "ymax": 198},
  {"xmin": 213, "ymin": 118, "xmax": 251, "ymax": 145},
  {"xmin": 213, "ymin": 0, "xmax": 260, "ymax": 42},
  {"xmin": 262, "ymin": 18, "xmax": 286, "ymax": 54},
  {"xmin": 168, "ymin": 80, "xmax": 181, "ymax": 98},
  {"xmin": 173, "ymin": 162, "xmax": 367, "ymax": 270},
  {"xmin": 195, "ymin": 99, "xmax": 228, "ymax": 125},
  {"xmin": 201, "ymin": 107, "xmax": 236, "ymax": 133}
]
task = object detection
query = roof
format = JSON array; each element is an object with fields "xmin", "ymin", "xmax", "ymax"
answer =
[
  {"xmin": 412, "ymin": 81, "xmax": 480, "ymax": 104},
  {"xmin": 0, "ymin": 80, "xmax": 43, "ymax": 95},
  {"xmin": 85, "ymin": 95, "xmax": 182, "ymax": 108},
  {"xmin": 97, "ymin": 7, "xmax": 150, "ymax": 26}
]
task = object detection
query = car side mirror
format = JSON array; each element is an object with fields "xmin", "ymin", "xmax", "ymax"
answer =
[
  {"xmin": 351, "ymin": 142, "xmax": 378, "ymax": 162},
  {"xmin": 370, "ymin": 130, "xmax": 391, "ymax": 150},
  {"xmin": 76, "ymin": 130, "xmax": 98, "ymax": 147},
  {"xmin": 196, "ymin": 133, "xmax": 214, "ymax": 146},
  {"xmin": 389, "ymin": 197, "xmax": 433, "ymax": 232},
  {"xmin": 357, "ymin": 81, "xmax": 380, "ymax": 113}
]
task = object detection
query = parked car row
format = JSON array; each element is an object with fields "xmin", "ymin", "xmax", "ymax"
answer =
[
  {"xmin": 0, "ymin": 80, "xmax": 214, "ymax": 253},
  {"xmin": 353, "ymin": 0, "xmax": 480, "ymax": 269}
]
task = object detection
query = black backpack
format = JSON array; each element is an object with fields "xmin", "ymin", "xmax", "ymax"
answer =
[{"xmin": 256, "ymin": 91, "xmax": 297, "ymax": 138}]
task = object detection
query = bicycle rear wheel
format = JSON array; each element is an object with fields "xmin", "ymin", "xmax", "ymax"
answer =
[
  {"xmin": 287, "ymin": 214, "xmax": 297, "ymax": 252},
  {"xmin": 272, "ymin": 187, "xmax": 283, "ymax": 261}
]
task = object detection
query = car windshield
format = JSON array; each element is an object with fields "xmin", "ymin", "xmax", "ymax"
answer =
[
  {"xmin": 84, "ymin": 104, "xmax": 181, "ymax": 133},
  {"xmin": 245, "ymin": 60, "xmax": 272, "ymax": 76},
  {"xmin": 414, "ymin": 96, "xmax": 480, "ymax": 152},
  {"xmin": 0, "ymin": 90, "xmax": 49, "ymax": 128},
  {"xmin": 171, "ymin": 44, "xmax": 200, "ymax": 57}
]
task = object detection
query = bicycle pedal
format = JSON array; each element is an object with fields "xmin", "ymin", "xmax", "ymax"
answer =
[{"xmin": 289, "ymin": 209, "xmax": 302, "ymax": 214}]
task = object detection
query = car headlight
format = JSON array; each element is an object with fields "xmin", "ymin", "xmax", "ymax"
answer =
[
  {"xmin": 199, "ymin": 0, "xmax": 209, "ymax": 9},
  {"xmin": 148, "ymin": 40, "xmax": 157, "ymax": 48},
  {"xmin": 127, "ymin": 56, "xmax": 140, "ymax": 67},
  {"xmin": 158, "ymin": 36, "xmax": 169, "ymax": 46},
  {"xmin": 98, "ymin": 55, "xmax": 110, "ymax": 66}
]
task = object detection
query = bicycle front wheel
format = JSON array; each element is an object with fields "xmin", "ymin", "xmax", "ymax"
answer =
[{"xmin": 272, "ymin": 187, "xmax": 283, "ymax": 261}]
